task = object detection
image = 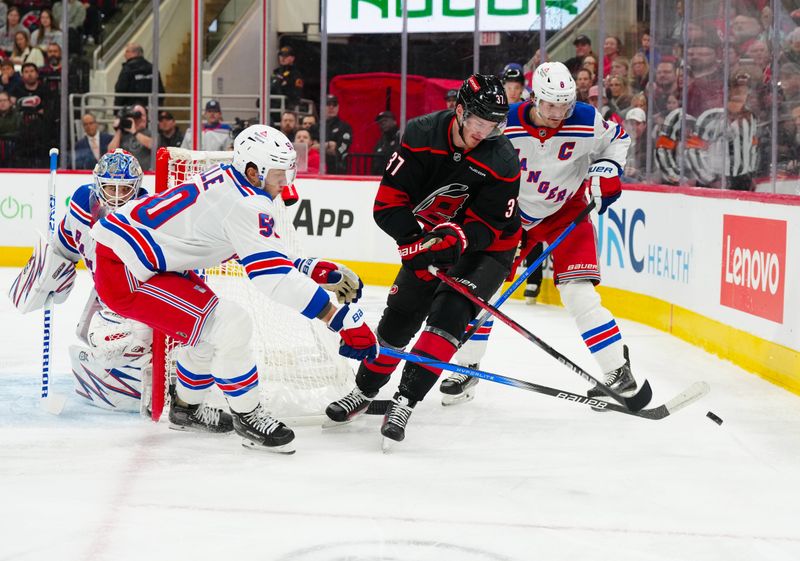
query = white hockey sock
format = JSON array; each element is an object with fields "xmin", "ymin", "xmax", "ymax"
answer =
[{"xmin": 559, "ymin": 280, "xmax": 625, "ymax": 374}]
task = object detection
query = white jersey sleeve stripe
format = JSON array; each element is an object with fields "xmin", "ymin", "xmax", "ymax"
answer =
[{"xmin": 239, "ymin": 250, "xmax": 295, "ymax": 278}]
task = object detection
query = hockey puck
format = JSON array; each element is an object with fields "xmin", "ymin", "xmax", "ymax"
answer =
[{"xmin": 706, "ymin": 411, "xmax": 723, "ymax": 425}]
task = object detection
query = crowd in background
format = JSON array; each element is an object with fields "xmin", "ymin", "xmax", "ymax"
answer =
[{"xmin": 0, "ymin": 0, "xmax": 797, "ymax": 192}]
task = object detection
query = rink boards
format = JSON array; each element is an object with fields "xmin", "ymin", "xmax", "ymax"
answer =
[{"xmin": 0, "ymin": 170, "xmax": 797, "ymax": 394}]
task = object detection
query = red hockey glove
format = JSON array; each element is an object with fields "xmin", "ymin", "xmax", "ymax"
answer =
[
  {"xmin": 586, "ymin": 161, "xmax": 622, "ymax": 215},
  {"xmin": 294, "ymin": 258, "xmax": 363, "ymax": 303},
  {"xmin": 281, "ymin": 184, "xmax": 300, "ymax": 206},
  {"xmin": 328, "ymin": 304, "xmax": 378, "ymax": 361},
  {"xmin": 398, "ymin": 223, "xmax": 467, "ymax": 280}
]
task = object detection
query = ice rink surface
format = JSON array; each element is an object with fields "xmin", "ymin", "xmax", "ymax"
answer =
[{"xmin": 1, "ymin": 268, "xmax": 798, "ymax": 561}]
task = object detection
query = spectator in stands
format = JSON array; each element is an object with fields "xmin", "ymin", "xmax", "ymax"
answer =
[
  {"xmin": 157, "ymin": 110, "xmax": 183, "ymax": 148},
  {"xmin": 371, "ymin": 110, "xmax": 399, "ymax": 175},
  {"xmin": 279, "ymin": 110, "xmax": 297, "ymax": 141},
  {"xmin": 444, "ymin": 89, "xmax": 457, "ymax": 110},
  {"xmin": 0, "ymin": 59, "xmax": 20, "ymax": 92},
  {"xmin": 52, "ymin": 0, "xmax": 86, "ymax": 33},
  {"xmin": 782, "ymin": 28, "xmax": 800, "ymax": 66},
  {"xmin": 582, "ymin": 55, "xmax": 598, "ymax": 79},
  {"xmin": 732, "ymin": 13, "xmax": 763, "ymax": 54},
  {"xmin": 501, "ymin": 63, "xmax": 527, "ymax": 103},
  {"xmin": 631, "ymin": 92, "xmax": 647, "ymax": 113},
  {"xmin": 293, "ymin": 127, "xmax": 319, "ymax": 174},
  {"xmin": 38, "ymin": 43, "xmax": 63, "ymax": 97},
  {"xmin": 301, "ymin": 114, "xmax": 317, "ymax": 130},
  {"xmin": 603, "ymin": 36, "xmax": 622, "ymax": 76},
  {"xmin": 82, "ymin": 1, "xmax": 102, "ymax": 46},
  {"xmin": 686, "ymin": 37, "xmax": 724, "ymax": 116},
  {"xmin": 9, "ymin": 63, "xmax": 49, "ymax": 167},
  {"xmin": 181, "ymin": 99, "xmax": 233, "ymax": 151},
  {"xmin": 779, "ymin": 62, "xmax": 800, "ymax": 104},
  {"xmin": 564, "ymin": 34, "xmax": 595, "ymax": 76},
  {"xmin": 324, "ymin": 94, "xmax": 352, "ymax": 175},
  {"xmin": 607, "ymin": 75, "xmax": 633, "ymax": 117},
  {"xmin": 108, "ymin": 103, "xmax": 154, "ymax": 169},
  {"xmin": 744, "ymin": 39, "xmax": 770, "ymax": 73},
  {"xmin": 622, "ymin": 107, "xmax": 647, "ymax": 182},
  {"xmin": 629, "ymin": 53, "xmax": 649, "ymax": 94},
  {"xmin": 11, "ymin": 31, "xmax": 43, "ymax": 67},
  {"xmin": 74, "ymin": 111, "xmax": 111, "ymax": 169},
  {"xmin": 0, "ymin": 7, "xmax": 23, "ymax": 54},
  {"xmin": 610, "ymin": 57, "xmax": 629, "ymax": 79},
  {"xmin": 114, "ymin": 42, "xmax": 165, "ymax": 108},
  {"xmin": 271, "ymin": 45, "xmax": 303, "ymax": 108},
  {"xmin": 0, "ymin": 2, "xmax": 6, "ymax": 43},
  {"xmin": 575, "ymin": 68, "xmax": 593, "ymax": 102},
  {"xmin": 588, "ymin": 85, "xmax": 599, "ymax": 108},
  {"xmin": 639, "ymin": 29, "xmax": 656, "ymax": 62},
  {"xmin": 0, "ymin": 90, "xmax": 20, "ymax": 140},
  {"xmin": 653, "ymin": 58, "xmax": 679, "ymax": 115},
  {"xmin": 31, "ymin": 10, "xmax": 62, "ymax": 50}
]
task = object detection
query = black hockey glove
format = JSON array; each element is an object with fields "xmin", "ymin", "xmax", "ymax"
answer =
[{"xmin": 398, "ymin": 223, "xmax": 467, "ymax": 280}]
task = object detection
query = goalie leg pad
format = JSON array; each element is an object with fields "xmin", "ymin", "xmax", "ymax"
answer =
[
  {"xmin": 69, "ymin": 345, "xmax": 142, "ymax": 412},
  {"xmin": 559, "ymin": 280, "xmax": 625, "ymax": 373},
  {"xmin": 199, "ymin": 299, "xmax": 260, "ymax": 413},
  {"xmin": 87, "ymin": 308, "xmax": 153, "ymax": 367}
]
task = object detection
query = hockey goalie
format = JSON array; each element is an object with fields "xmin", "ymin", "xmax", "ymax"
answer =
[{"xmin": 9, "ymin": 150, "xmax": 153, "ymax": 414}]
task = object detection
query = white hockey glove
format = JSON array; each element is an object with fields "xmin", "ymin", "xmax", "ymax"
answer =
[
  {"xmin": 585, "ymin": 161, "xmax": 623, "ymax": 215},
  {"xmin": 294, "ymin": 258, "xmax": 364, "ymax": 304},
  {"xmin": 8, "ymin": 235, "xmax": 76, "ymax": 313},
  {"xmin": 87, "ymin": 309, "xmax": 153, "ymax": 368}
]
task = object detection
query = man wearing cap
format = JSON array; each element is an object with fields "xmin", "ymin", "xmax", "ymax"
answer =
[
  {"xmin": 564, "ymin": 34, "xmax": 595, "ymax": 76},
  {"xmin": 271, "ymin": 45, "xmax": 304, "ymax": 108},
  {"xmin": 157, "ymin": 111, "xmax": 184, "ymax": 149},
  {"xmin": 622, "ymin": 107, "xmax": 647, "ymax": 181},
  {"xmin": 444, "ymin": 89, "xmax": 458, "ymax": 110},
  {"xmin": 371, "ymin": 110, "xmax": 400, "ymax": 175},
  {"xmin": 324, "ymin": 94, "xmax": 352, "ymax": 174},
  {"xmin": 181, "ymin": 99, "xmax": 233, "ymax": 151}
]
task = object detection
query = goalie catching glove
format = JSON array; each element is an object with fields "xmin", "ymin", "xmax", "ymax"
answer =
[
  {"xmin": 9, "ymin": 235, "xmax": 76, "ymax": 313},
  {"xmin": 295, "ymin": 258, "xmax": 363, "ymax": 303},
  {"xmin": 585, "ymin": 160, "xmax": 622, "ymax": 215},
  {"xmin": 398, "ymin": 223, "xmax": 467, "ymax": 280},
  {"xmin": 327, "ymin": 304, "xmax": 378, "ymax": 361}
]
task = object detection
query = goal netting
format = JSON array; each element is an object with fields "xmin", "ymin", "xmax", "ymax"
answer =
[{"xmin": 150, "ymin": 147, "xmax": 354, "ymax": 423}]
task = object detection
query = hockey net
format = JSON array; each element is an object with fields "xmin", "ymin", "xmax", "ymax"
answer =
[{"xmin": 150, "ymin": 147, "xmax": 354, "ymax": 423}]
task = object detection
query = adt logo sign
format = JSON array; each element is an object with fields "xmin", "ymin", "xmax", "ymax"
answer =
[
  {"xmin": 597, "ymin": 206, "xmax": 692, "ymax": 283},
  {"xmin": 720, "ymin": 215, "xmax": 786, "ymax": 323}
]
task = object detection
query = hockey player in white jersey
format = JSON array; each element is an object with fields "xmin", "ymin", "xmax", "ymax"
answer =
[
  {"xmin": 442, "ymin": 61, "xmax": 650, "ymax": 408},
  {"xmin": 8, "ymin": 150, "xmax": 163, "ymax": 414},
  {"xmin": 90, "ymin": 125, "xmax": 378, "ymax": 453}
]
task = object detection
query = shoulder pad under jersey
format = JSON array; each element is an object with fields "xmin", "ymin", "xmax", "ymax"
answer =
[{"xmin": 565, "ymin": 101, "xmax": 598, "ymax": 127}]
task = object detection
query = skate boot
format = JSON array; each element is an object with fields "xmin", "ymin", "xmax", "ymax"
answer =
[
  {"xmin": 439, "ymin": 367, "xmax": 479, "ymax": 406},
  {"xmin": 232, "ymin": 403, "xmax": 295, "ymax": 454},
  {"xmin": 524, "ymin": 283, "xmax": 540, "ymax": 305},
  {"xmin": 324, "ymin": 387, "xmax": 377, "ymax": 427},
  {"xmin": 587, "ymin": 345, "xmax": 637, "ymax": 406},
  {"xmin": 169, "ymin": 400, "xmax": 234, "ymax": 433},
  {"xmin": 381, "ymin": 393, "xmax": 416, "ymax": 451}
]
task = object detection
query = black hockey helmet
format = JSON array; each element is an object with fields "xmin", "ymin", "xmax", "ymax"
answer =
[{"xmin": 456, "ymin": 74, "xmax": 508, "ymax": 124}]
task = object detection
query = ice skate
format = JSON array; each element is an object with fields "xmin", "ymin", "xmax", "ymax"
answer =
[
  {"xmin": 587, "ymin": 346, "xmax": 645, "ymax": 409},
  {"xmin": 524, "ymin": 283, "xmax": 540, "ymax": 305},
  {"xmin": 169, "ymin": 399, "xmax": 234, "ymax": 433},
  {"xmin": 381, "ymin": 393, "xmax": 416, "ymax": 451},
  {"xmin": 232, "ymin": 403, "xmax": 295, "ymax": 454},
  {"xmin": 439, "ymin": 368, "xmax": 479, "ymax": 406},
  {"xmin": 323, "ymin": 387, "xmax": 377, "ymax": 428}
]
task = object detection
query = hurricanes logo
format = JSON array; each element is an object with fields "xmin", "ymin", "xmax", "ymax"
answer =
[{"xmin": 413, "ymin": 184, "xmax": 470, "ymax": 227}]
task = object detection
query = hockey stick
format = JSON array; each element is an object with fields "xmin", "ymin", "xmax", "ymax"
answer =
[
  {"xmin": 378, "ymin": 347, "xmax": 709, "ymax": 420},
  {"xmin": 432, "ymin": 266, "xmax": 653, "ymax": 411},
  {"xmin": 463, "ymin": 199, "xmax": 596, "ymax": 343},
  {"xmin": 41, "ymin": 148, "xmax": 66, "ymax": 415}
]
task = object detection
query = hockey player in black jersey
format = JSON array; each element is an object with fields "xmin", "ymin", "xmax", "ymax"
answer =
[{"xmin": 326, "ymin": 74, "xmax": 521, "ymax": 447}]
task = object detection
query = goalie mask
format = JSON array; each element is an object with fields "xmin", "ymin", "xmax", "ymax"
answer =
[
  {"xmin": 531, "ymin": 62, "xmax": 577, "ymax": 122},
  {"xmin": 232, "ymin": 125, "xmax": 297, "ymax": 192},
  {"xmin": 93, "ymin": 149, "xmax": 143, "ymax": 208}
]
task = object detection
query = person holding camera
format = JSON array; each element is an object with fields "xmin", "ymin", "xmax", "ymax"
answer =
[{"xmin": 108, "ymin": 104, "xmax": 153, "ymax": 169}]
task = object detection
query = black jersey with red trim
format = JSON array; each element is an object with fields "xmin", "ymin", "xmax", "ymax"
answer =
[{"xmin": 373, "ymin": 109, "xmax": 521, "ymax": 252}]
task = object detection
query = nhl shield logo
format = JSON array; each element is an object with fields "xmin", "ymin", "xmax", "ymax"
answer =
[
  {"xmin": 453, "ymin": 152, "xmax": 462, "ymax": 162},
  {"xmin": 539, "ymin": 129, "xmax": 547, "ymax": 137}
]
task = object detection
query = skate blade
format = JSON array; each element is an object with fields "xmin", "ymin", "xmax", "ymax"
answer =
[
  {"xmin": 168, "ymin": 423, "xmax": 230, "ymax": 434},
  {"xmin": 441, "ymin": 389, "xmax": 476, "ymax": 407},
  {"xmin": 381, "ymin": 437, "xmax": 395, "ymax": 453},
  {"xmin": 525, "ymin": 297, "xmax": 537, "ymax": 305},
  {"xmin": 321, "ymin": 417, "xmax": 356, "ymax": 429},
  {"xmin": 241, "ymin": 439, "xmax": 296, "ymax": 454}
]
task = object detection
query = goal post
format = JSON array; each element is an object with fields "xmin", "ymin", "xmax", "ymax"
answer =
[{"xmin": 150, "ymin": 147, "xmax": 354, "ymax": 423}]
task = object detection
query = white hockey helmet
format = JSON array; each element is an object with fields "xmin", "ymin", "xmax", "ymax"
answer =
[
  {"xmin": 532, "ymin": 62, "xmax": 577, "ymax": 118},
  {"xmin": 232, "ymin": 124, "xmax": 297, "ymax": 188}
]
